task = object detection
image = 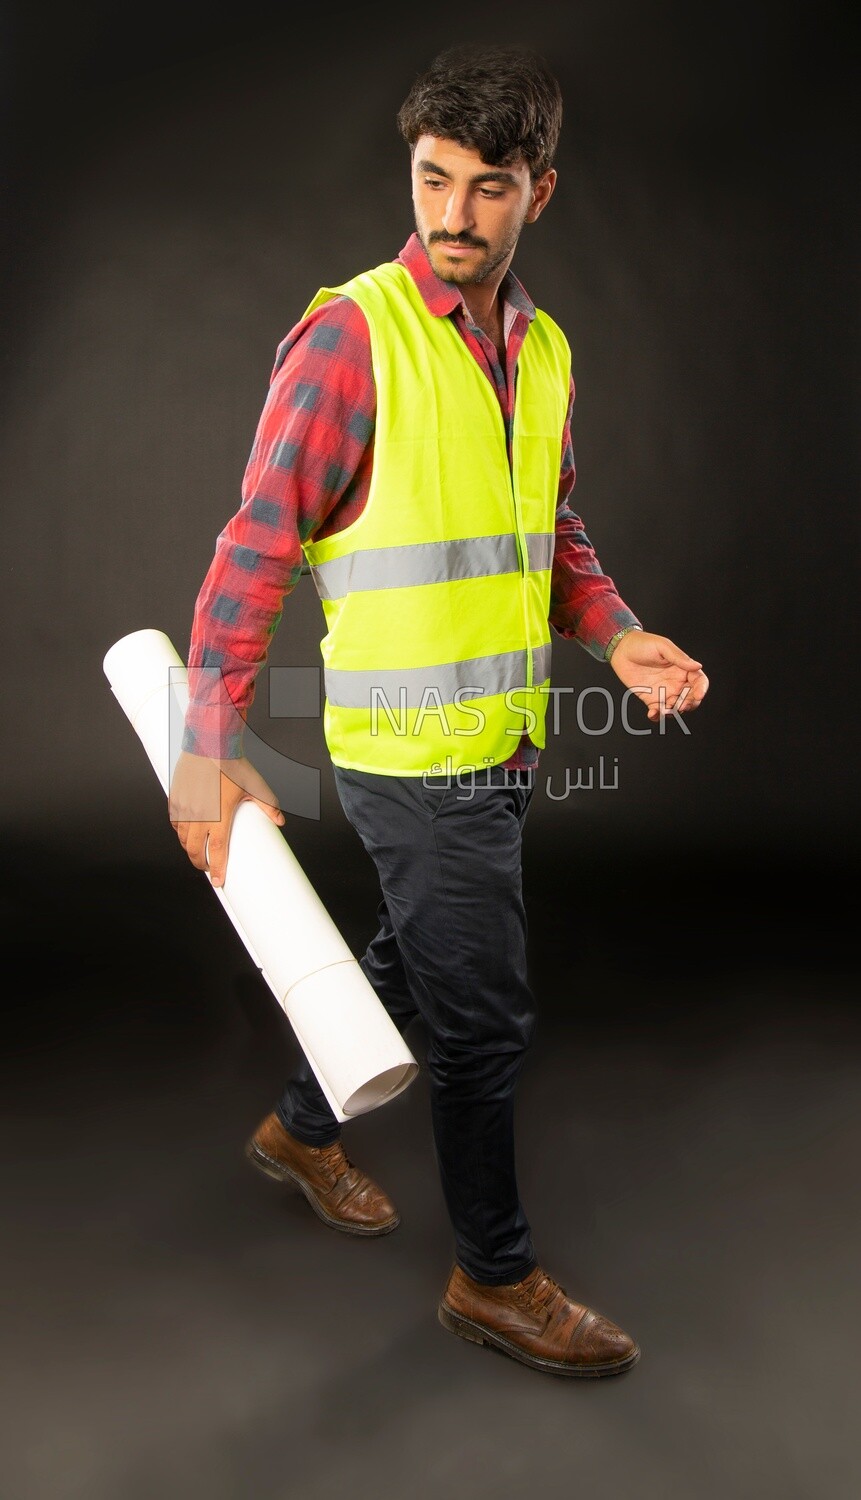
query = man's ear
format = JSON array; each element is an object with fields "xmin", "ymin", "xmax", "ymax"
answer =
[{"xmin": 525, "ymin": 169, "xmax": 557, "ymax": 224}]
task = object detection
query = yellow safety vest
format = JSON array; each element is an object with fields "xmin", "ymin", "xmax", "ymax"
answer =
[{"xmin": 300, "ymin": 260, "xmax": 571, "ymax": 775}]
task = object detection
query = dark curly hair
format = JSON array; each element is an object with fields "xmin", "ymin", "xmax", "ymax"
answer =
[{"xmin": 397, "ymin": 43, "xmax": 563, "ymax": 182}]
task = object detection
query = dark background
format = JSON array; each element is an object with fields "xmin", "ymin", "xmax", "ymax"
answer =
[{"xmin": 2, "ymin": 3, "xmax": 859, "ymax": 1497}]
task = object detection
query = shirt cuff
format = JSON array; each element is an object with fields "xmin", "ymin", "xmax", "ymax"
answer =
[{"xmin": 181, "ymin": 664, "xmax": 247, "ymax": 760}]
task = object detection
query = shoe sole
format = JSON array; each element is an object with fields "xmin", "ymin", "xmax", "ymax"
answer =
[
  {"xmin": 437, "ymin": 1302, "xmax": 641, "ymax": 1377},
  {"xmin": 244, "ymin": 1139, "xmax": 400, "ymax": 1237}
]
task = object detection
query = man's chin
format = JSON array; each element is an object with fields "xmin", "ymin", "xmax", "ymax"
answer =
[{"xmin": 428, "ymin": 247, "xmax": 486, "ymax": 284}]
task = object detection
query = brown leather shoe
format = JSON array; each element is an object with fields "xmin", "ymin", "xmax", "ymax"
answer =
[
  {"xmin": 245, "ymin": 1112, "xmax": 399, "ymax": 1236},
  {"xmin": 439, "ymin": 1264, "xmax": 640, "ymax": 1377}
]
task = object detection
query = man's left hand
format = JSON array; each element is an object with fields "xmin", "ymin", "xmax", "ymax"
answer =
[{"xmin": 609, "ymin": 630, "xmax": 710, "ymax": 723}]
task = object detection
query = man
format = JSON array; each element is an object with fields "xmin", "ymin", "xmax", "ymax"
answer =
[{"xmin": 170, "ymin": 42, "xmax": 709, "ymax": 1378}]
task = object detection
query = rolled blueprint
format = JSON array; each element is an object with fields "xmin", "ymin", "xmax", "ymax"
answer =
[{"xmin": 103, "ymin": 628, "xmax": 419, "ymax": 1121}]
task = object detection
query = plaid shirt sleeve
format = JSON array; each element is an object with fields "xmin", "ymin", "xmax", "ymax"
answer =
[
  {"xmin": 549, "ymin": 375, "xmax": 643, "ymax": 659},
  {"xmin": 182, "ymin": 296, "xmax": 376, "ymax": 758}
]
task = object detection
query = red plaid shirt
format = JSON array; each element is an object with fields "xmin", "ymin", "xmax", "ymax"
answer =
[{"xmin": 184, "ymin": 233, "xmax": 641, "ymax": 766}]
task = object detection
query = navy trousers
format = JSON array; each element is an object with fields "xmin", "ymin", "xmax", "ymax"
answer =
[{"xmin": 277, "ymin": 764, "xmax": 538, "ymax": 1285}]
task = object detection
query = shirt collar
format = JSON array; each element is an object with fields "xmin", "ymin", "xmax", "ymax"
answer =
[{"xmin": 396, "ymin": 231, "xmax": 536, "ymax": 324}]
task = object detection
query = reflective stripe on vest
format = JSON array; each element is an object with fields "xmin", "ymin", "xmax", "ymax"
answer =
[
  {"xmin": 324, "ymin": 642, "xmax": 553, "ymax": 710},
  {"xmin": 311, "ymin": 532, "xmax": 555, "ymax": 600}
]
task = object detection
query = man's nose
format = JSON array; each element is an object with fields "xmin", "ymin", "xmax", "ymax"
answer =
[{"xmin": 442, "ymin": 188, "xmax": 475, "ymax": 237}]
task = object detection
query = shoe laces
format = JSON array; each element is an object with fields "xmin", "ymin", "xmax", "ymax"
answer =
[
  {"xmin": 514, "ymin": 1268, "xmax": 567, "ymax": 1317},
  {"xmin": 312, "ymin": 1139, "xmax": 354, "ymax": 1184}
]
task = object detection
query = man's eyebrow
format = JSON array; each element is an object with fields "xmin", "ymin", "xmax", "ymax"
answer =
[{"xmin": 415, "ymin": 158, "xmax": 519, "ymax": 186}]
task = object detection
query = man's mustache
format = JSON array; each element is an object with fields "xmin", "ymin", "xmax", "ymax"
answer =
[{"xmin": 429, "ymin": 232, "xmax": 488, "ymax": 248}]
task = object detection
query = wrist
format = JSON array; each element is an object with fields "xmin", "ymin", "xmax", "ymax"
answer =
[{"xmin": 604, "ymin": 624, "xmax": 643, "ymax": 662}]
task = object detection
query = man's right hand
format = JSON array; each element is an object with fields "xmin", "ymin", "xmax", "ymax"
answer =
[{"xmin": 169, "ymin": 750, "xmax": 285, "ymax": 887}]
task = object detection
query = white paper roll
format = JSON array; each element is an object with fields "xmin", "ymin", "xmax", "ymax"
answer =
[{"xmin": 103, "ymin": 628, "xmax": 419, "ymax": 1121}]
